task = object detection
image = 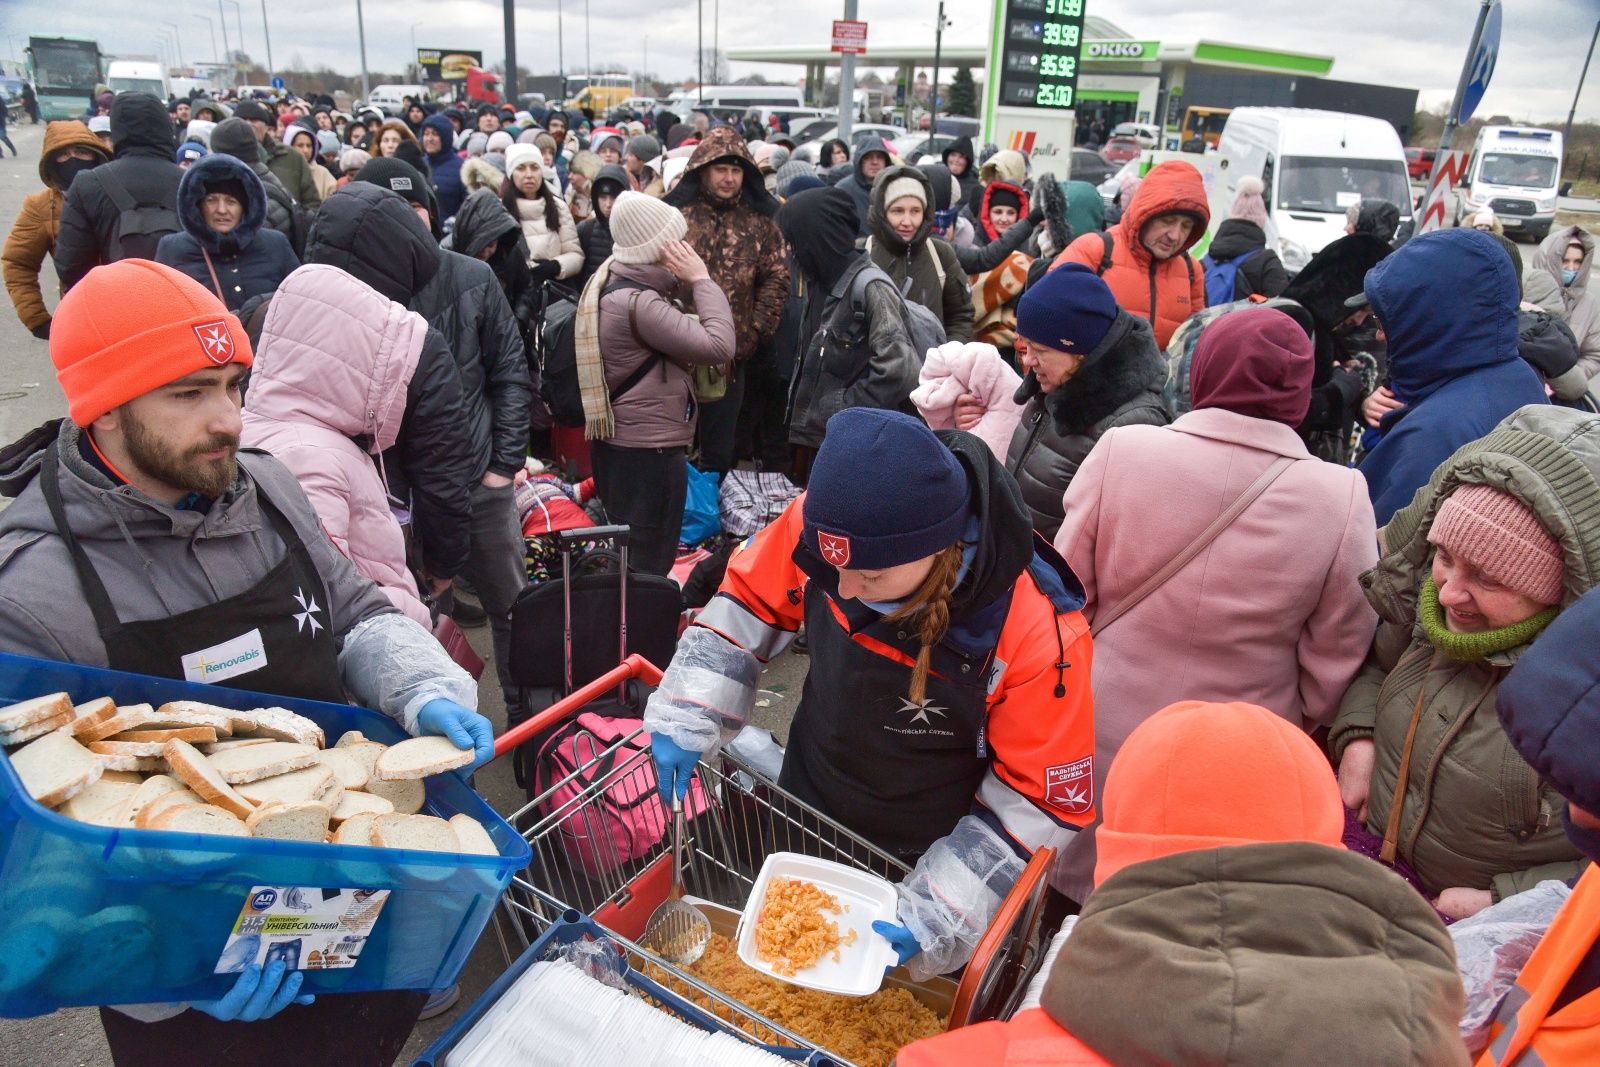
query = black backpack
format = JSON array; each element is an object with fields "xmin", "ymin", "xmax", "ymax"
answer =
[
  {"xmin": 96, "ymin": 166, "xmax": 180, "ymax": 262},
  {"xmin": 539, "ymin": 279, "xmax": 669, "ymax": 429}
]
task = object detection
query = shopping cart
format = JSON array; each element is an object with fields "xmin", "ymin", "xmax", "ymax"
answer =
[{"xmin": 463, "ymin": 655, "xmax": 1058, "ymax": 1066}]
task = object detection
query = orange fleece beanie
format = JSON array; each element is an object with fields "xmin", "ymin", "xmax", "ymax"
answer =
[
  {"xmin": 51, "ymin": 260, "xmax": 253, "ymax": 427},
  {"xmin": 1093, "ymin": 700, "xmax": 1345, "ymax": 887}
]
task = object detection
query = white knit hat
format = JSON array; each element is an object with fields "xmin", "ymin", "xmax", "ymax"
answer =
[
  {"xmin": 881, "ymin": 176, "xmax": 926, "ymax": 209},
  {"xmin": 505, "ymin": 143, "xmax": 542, "ymax": 176},
  {"xmin": 487, "ymin": 130, "xmax": 514, "ymax": 153},
  {"xmin": 610, "ymin": 191, "xmax": 688, "ymax": 264}
]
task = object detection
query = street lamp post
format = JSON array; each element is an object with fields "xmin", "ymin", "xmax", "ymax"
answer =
[
  {"xmin": 225, "ymin": 0, "xmax": 245, "ymax": 62},
  {"xmin": 196, "ymin": 15, "xmax": 218, "ymax": 64},
  {"xmin": 557, "ymin": 0, "xmax": 566, "ymax": 101},
  {"xmin": 259, "ymin": 0, "xmax": 275, "ymax": 86},
  {"xmin": 163, "ymin": 22, "xmax": 185, "ymax": 69},
  {"xmin": 930, "ymin": 1, "xmax": 947, "ymax": 127},
  {"xmin": 1565, "ymin": 19, "xmax": 1600, "ymax": 150},
  {"xmin": 410, "ymin": 22, "xmax": 423, "ymax": 82},
  {"xmin": 503, "ymin": 0, "xmax": 517, "ymax": 102},
  {"xmin": 354, "ymin": 0, "xmax": 370, "ymax": 101}
]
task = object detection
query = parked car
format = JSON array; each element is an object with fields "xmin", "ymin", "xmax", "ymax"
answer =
[
  {"xmin": 790, "ymin": 123, "xmax": 905, "ymax": 163},
  {"xmin": 1406, "ymin": 146, "xmax": 1437, "ymax": 181},
  {"xmin": 1111, "ymin": 121, "xmax": 1162, "ymax": 149},
  {"xmin": 887, "ymin": 132, "xmax": 956, "ymax": 164},
  {"xmin": 1101, "ymin": 137, "xmax": 1142, "ymax": 165},
  {"xmin": 1071, "ymin": 148, "xmax": 1120, "ymax": 187}
]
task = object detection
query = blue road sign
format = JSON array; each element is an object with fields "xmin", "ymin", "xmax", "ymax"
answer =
[
  {"xmin": 271, "ymin": 76, "xmax": 285, "ymax": 90},
  {"xmin": 1459, "ymin": 0, "xmax": 1502, "ymax": 125}
]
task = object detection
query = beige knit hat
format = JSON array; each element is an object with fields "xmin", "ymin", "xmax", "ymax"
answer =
[
  {"xmin": 1428, "ymin": 484, "xmax": 1565, "ymax": 606},
  {"xmin": 881, "ymin": 175, "xmax": 926, "ymax": 209},
  {"xmin": 610, "ymin": 191, "xmax": 687, "ymax": 264}
]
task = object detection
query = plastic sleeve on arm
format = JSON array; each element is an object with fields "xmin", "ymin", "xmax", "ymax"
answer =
[
  {"xmin": 697, "ymin": 593, "xmax": 795, "ymax": 661},
  {"xmin": 977, "ymin": 767, "xmax": 1082, "ymax": 856},
  {"xmin": 338, "ymin": 612, "xmax": 478, "ymax": 735},
  {"xmin": 895, "ymin": 815, "xmax": 1026, "ymax": 981},
  {"xmin": 642, "ymin": 625, "xmax": 760, "ymax": 757}
]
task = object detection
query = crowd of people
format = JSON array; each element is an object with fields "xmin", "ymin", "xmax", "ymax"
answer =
[{"xmin": 3, "ymin": 82, "xmax": 1600, "ymax": 1065}]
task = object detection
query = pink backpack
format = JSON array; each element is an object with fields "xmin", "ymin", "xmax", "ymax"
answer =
[{"xmin": 534, "ymin": 712, "xmax": 709, "ymax": 878}]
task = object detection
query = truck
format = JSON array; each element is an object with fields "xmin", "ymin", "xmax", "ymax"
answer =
[
  {"xmin": 26, "ymin": 36, "xmax": 103, "ymax": 121},
  {"xmin": 463, "ymin": 67, "xmax": 502, "ymax": 107},
  {"xmin": 1455, "ymin": 125, "xmax": 1563, "ymax": 242},
  {"xmin": 106, "ymin": 60, "xmax": 168, "ymax": 101}
]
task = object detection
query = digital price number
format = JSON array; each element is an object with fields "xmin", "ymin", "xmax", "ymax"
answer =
[{"xmin": 997, "ymin": 0, "xmax": 1086, "ymax": 111}]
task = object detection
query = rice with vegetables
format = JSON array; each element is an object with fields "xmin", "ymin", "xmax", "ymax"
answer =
[
  {"xmin": 754, "ymin": 876, "xmax": 856, "ymax": 976},
  {"xmin": 652, "ymin": 934, "xmax": 946, "ymax": 1067}
]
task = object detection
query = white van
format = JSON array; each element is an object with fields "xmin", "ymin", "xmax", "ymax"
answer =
[
  {"xmin": 669, "ymin": 85, "xmax": 806, "ymax": 112},
  {"xmin": 106, "ymin": 60, "xmax": 168, "ymax": 101},
  {"xmin": 366, "ymin": 84, "xmax": 430, "ymax": 116},
  {"xmin": 1456, "ymin": 125, "xmax": 1563, "ymax": 242},
  {"xmin": 1213, "ymin": 107, "xmax": 1412, "ymax": 272}
]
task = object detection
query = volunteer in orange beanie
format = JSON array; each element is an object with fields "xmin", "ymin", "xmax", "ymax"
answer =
[
  {"xmin": 0, "ymin": 259, "xmax": 490, "ymax": 1063},
  {"xmin": 897, "ymin": 701, "xmax": 1471, "ymax": 1067}
]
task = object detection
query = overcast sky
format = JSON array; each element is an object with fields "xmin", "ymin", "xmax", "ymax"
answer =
[{"xmin": 3, "ymin": 0, "xmax": 1596, "ymax": 122}]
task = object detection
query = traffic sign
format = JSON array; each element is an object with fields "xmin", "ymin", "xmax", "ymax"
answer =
[
  {"xmin": 1458, "ymin": 0, "xmax": 1501, "ymax": 124},
  {"xmin": 271, "ymin": 76, "xmax": 285, "ymax": 90},
  {"xmin": 832, "ymin": 20, "xmax": 868, "ymax": 55}
]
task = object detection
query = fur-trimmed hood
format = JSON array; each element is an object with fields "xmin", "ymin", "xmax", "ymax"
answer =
[
  {"xmin": 663, "ymin": 124, "xmax": 779, "ymax": 217},
  {"xmin": 1037, "ymin": 310, "xmax": 1169, "ymax": 436},
  {"xmin": 176, "ymin": 152, "xmax": 268, "ymax": 255},
  {"xmin": 460, "ymin": 156, "xmax": 504, "ymax": 196}
]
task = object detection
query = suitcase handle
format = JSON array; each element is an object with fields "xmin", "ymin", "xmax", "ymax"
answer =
[
  {"xmin": 560, "ymin": 525, "xmax": 631, "ymax": 546},
  {"xmin": 495, "ymin": 654, "xmax": 665, "ymax": 759}
]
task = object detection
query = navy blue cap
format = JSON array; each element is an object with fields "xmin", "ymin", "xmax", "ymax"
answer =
[
  {"xmin": 803, "ymin": 409, "xmax": 971, "ymax": 571},
  {"xmin": 1016, "ymin": 262, "xmax": 1119, "ymax": 355},
  {"xmin": 176, "ymin": 142, "xmax": 207, "ymax": 165}
]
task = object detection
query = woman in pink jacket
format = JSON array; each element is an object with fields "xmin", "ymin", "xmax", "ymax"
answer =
[
  {"xmin": 1051, "ymin": 308, "xmax": 1378, "ymax": 902},
  {"xmin": 241, "ymin": 263, "xmax": 434, "ymax": 627}
]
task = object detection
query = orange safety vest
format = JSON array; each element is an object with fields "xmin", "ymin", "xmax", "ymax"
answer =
[
  {"xmin": 1477, "ymin": 864, "xmax": 1600, "ymax": 1066},
  {"xmin": 896, "ymin": 1008, "xmax": 1112, "ymax": 1066}
]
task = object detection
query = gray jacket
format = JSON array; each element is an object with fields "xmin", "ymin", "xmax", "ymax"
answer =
[
  {"xmin": 0, "ymin": 424, "xmax": 392, "ymax": 666},
  {"xmin": 786, "ymin": 258, "xmax": 921, "ymax": 450},
  {"xmin": 598, "ymin": 262, "xmax": 737, "ymax": 450}
]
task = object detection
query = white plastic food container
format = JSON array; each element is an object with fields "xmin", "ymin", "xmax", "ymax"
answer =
[{"xmin": 734, "ymin": 851, "xmax": 900, "ymax": 997}]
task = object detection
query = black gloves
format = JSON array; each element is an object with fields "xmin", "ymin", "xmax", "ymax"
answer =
[
  {"xmin": 30, "ymin": 318, "xmax": 50, "ymax": 341},
  {"xmin": 1028, "ymin": 201, "xmax": 1046, "ymax": 226},
  {"xmin": 530, "ymin": 259, "xmax": 562, "ymax": 282}
]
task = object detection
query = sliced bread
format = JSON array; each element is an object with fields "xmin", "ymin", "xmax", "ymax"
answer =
[
  {"xmin": 0, "ymin": 709, "xmax": 75, "ymax": 746},
  {"xmin": 313, "ymin": 748, "xmax": 368, "ymax": 791},
  {"xmin": 199, "ymin": 737, "xmax": 274, "ymax": 754},
  {"xmin": 334, "ymin": 730, "xmax": 367, "ymax": 749},
  {"xmin": 449, "ymin": 814, "xmax": 499, "ymax": 857},
  {"xmin": 163, "ymin": 739, "xmax": 255, "ymax": 819},
  {"xmin": 83, "ymin": 706, "xmax": 234, "ymax": 743},
  {"xmin": 110, "ymin": 726, "xmax": 217, "ymax": 744},
  {"xmin": 373, "ymin": 736, "xmax": 474, "ymax": 781},
  {"xmin": 229, "ymin": 707, "xmax": 323, "ymax": 749},
  {"xmin": 88, "ymin": 740, "xmax": 170, "ymax": 758},
  {"xmin": 149, "ymin": 803, "xmax": 249, "ymax": 837},
  {"xmin": 333, "ymin": 812, "xmax": 378, "ymax": 846},
  {"xmin": 134, "ymin": 787, "xmax": 205, "ymax": 829},
  {"xmin": 59, "ymin": 771, "xmax": 143, "ymax": 823},
  {"xmin": 97, "ymin": 755, "xmax": 169, "ymax": 773},
  {"xmin": 362, "ymin": 775, "xmax": 425, "ymax": 816},
  {"xmin": 116, "ymin": 775, "xmax": 185, "ymax": 827},
  {"xmin": 371, "ymin": 813, "xmax": 459, "ymax": 853},
  {"xmin": 71, "ymin": 702, "xmax": 151, "ymax": 739},
  {"xmin": 245, "ymin": 801, "xmax": 330, "ymax": 842},
  {"xmin": 9, "ymin": 729, "xmax": 103, "ymax": 807},
  {"xmin": 329, "ymin": 790, "xmax": 394, "ymax": 824},
  {"xmin": 206, "ymin": 742, "xmax": 319, "ymax": 784},
  {"xmin": 341, "ymin": 740, "xmax": 387, "ymax": 778},
  {"xmin": 234, "ymin": 763, "xmax": 337, "ymax": 809},
  {"xmin": 68, "ymin": 696, "xmax": 118, "ymax": 732},
  {"xmin": 0, "ymin": 693, "xmax": 73, "ymax": 732}
]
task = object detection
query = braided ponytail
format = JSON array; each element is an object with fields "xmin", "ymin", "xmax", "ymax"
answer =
[{"xmin": 885, "ymin": 543, "xmax": 966, "ymax": 705}]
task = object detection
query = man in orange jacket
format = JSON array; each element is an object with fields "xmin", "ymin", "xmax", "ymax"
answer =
[
  {"xmin": 1050, "ymin": 158, "xmax": 1208, "ymax": 347},
  {"xmin": 1478, "ymin": 584, "xmax": 1600, "ymax": 1065},
  {"xmin": 644, "ymin": 407, "xmax": 1097, "ymax": 981},
  {"xmin": 898, "ymin": 700, "xmax": 1470, "ymax": 1067}
]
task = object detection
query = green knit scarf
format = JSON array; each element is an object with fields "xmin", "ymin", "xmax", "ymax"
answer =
[{"xmin": 1418, "ymin": 577, "xmax": 1561, "ymax": 661}]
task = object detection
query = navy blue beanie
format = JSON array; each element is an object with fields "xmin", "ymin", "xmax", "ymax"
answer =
[
  {"xmin": 1016, "ymin": 262, "xmax": 1119, "ymax": 355},
  {"xmin": 803, "ymin": 409, "xmax": 971, "ymax": 570}
]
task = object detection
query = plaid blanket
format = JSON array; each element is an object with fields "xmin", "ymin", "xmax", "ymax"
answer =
[{"xmin": 719, "ymin": 469, "xmax": 801, "ymax": 537}]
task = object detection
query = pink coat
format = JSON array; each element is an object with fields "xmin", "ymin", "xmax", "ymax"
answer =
[
  {"xmin": 910, "ymin": 341, "xmax": 1025, "ymax": 459},
  {"xmin": 1050, "ymin": 407, "xmax": 1378, "ymax": 900},
  {"xmin": 241, "ymin": 264, "xmax": 433, "ymax": 627}
]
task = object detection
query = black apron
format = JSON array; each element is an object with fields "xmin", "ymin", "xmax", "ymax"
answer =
[
  {"xmin": 778, "ymin": 564, "xmax": 1000, "ymax": 862},
  {"xmin": 42, "ymin": 452, "xmax": 425, "ymax": 1064},
  {"xmin": 41, "ymin": 451, "xmax": 345, "ymax": 704}
]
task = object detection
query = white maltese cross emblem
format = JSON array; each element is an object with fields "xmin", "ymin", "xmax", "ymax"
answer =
[
  {"xmin": 193, "ymin": 321, "xmax": 235, "ymax": 364},
  {"xmin": 292, "ymin": 588, "xmax": 323, "ymax": 636}
]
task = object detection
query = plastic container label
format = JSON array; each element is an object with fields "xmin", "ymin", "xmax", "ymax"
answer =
[{"xmin": 215, "ymin": 885, "xmax": 391, "ymax": 973}]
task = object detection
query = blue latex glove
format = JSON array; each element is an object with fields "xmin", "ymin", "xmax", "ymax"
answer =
[
  {"xmin": 417, "ymin": 698, "xmax": 496, "ymax": 771},
  {"xmin": 193, "ymin": 960, "xmax": 314, "ymax": 1022},
  {"xmin": 651, "ymin": 732, "xmax": 700, "ymax": 804},
  {"xmin": 872, "ymin": 920, "xmax": 923, "ymax": 973}
]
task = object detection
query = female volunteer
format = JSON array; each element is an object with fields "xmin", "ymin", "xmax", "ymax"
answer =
[{"xmin": 646, "ymin": 408, "xmax": 1096, "ymax": 980}]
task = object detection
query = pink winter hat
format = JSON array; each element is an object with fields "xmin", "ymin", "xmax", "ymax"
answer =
[
  {"xmin": 1228, "ymin": 175, "xmax": 1268, "ymax": 228},
  {"xmin": 1429, "ymin": 484, "xmax": 1565, "ymax": 606}
]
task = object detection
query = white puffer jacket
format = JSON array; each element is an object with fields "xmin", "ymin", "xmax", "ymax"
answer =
[{"xmin": 513, "ymin": 194, "xmax": 583, "ymax": 280}]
